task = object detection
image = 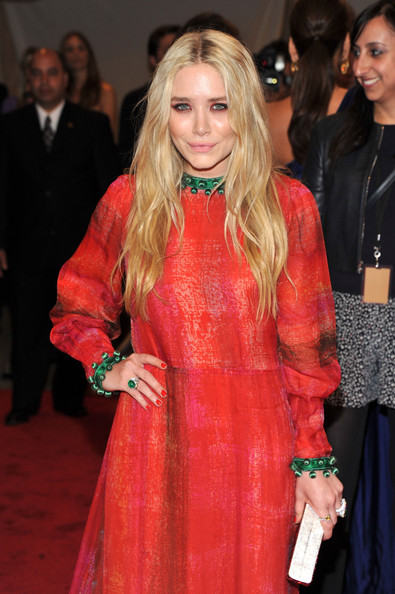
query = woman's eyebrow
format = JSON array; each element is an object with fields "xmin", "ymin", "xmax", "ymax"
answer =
[{"xmin": 171, "ymin": 95, "xmax": 227, "ymax": 101}]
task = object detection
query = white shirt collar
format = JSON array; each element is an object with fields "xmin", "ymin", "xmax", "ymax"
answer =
[{"xmin": 35, "ymin": 100, "xmax": 66, "ymax": 132}]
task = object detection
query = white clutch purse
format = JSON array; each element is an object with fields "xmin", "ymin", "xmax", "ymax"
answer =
[{"xmin": 288, "ymin": 503, "xmax": 324, "ymax": 585}]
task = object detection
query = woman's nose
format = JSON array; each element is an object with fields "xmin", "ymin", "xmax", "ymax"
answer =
[
  {"xmin": 353, "ymin": 53, "xmax": 369, "ymax": 77},
  {"xmin": 193, "ymin": 110, "xmax": 210, "ymax": 135}
]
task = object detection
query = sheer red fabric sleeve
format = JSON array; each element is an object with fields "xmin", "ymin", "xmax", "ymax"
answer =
[
  {"xmin": 276, "ymin": 178, "xmax": 341, "ymax": 458},
  {"xmin": 50, "ymin": 175, "xmax": 132, "ymax": 376}
]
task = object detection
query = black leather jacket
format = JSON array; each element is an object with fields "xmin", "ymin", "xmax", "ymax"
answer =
[{"xmin": 303, "ymin": 112, "xmax": 384, "ymax": 273}]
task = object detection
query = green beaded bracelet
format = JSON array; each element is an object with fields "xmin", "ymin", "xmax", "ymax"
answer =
[
  {"xmin": 290, "ymin": 456, "xmax": 339, "ymax": 479},
  {"xmin": 87, "ymin": 351, "xmax": 126, "ymax": 398}
]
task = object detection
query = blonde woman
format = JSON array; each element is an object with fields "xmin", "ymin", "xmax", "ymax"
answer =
[{"xmin": 51, "ymin": 30, "xmax": 342, "ymax": 593}]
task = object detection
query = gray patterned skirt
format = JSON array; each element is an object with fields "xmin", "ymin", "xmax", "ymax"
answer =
[{"xmin": 329, "ymin": 291, "xmax": 395, "ymax": 408}]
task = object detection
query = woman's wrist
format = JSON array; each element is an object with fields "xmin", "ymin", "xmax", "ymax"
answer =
[
  {"xmin": 88, "ymin": 351, "xmax": 126, "ymax": 397},
  {"xmin": 290, "ymin": 456, "xmax": 339, "ymax": 479}
]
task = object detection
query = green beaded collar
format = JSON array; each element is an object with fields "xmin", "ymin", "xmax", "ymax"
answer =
[{"xmin": 181, "ymin": 173, "xmax": 225, "ymax": 195}]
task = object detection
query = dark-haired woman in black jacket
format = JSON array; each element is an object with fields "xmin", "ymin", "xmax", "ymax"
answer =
[{"xmin": 304, "ymin": 1, "xmax": 395, "ymax": 592}]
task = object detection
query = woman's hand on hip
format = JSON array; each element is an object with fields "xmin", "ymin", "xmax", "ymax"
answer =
[{"xmin": 102, "ymin": 352, "xmax": 167, "ymax": 410}]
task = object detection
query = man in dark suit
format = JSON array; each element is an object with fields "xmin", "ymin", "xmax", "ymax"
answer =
[
  {"xmin": 118, "ymin": 24, "xmax": 179, "ymax": 168},
  {"xmin": 0, "ymin": 48, "xmax": 120, "ymax": 425}
]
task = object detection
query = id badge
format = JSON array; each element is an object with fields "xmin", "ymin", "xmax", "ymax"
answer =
[{"xmin": 362, "ymin": 265, "xmax": 392, "ymax": 304}]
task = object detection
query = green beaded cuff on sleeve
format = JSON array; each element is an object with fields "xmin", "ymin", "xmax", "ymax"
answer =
[
  {"xmin": 87, "ymin": 351, "xmax": 126, "ymax": 398},
  {"xmin": 290, "ymin": 456, "xmax": 339, "ymax": 479}
]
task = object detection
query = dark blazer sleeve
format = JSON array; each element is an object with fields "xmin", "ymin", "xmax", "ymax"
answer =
[
  {"xmin": 303, "ymin": 114, "xmax": 346, "ymax": 225},
  {"xmin": 118, "ymin": 91, "xmax": 135, "ymax": 160},
  {"xmin": 0, "ymin": 118, "xmax": 6, "ymax": 248},
  {"xmin": 118, "ymin": 85, "xmax": 148, "ymax": 168},
  {"xmin": 91, "ymin": 112, "xmax": 122, "ymax": 194},
  {"xmin": 303, "ymin": 121, "xmax": 329, "ymax": 223}
]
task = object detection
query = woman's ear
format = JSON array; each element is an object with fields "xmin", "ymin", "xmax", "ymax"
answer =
[
  {"xmin": 288, "ymin": 37, "xmax": 299, "ymax": 63},
  {"xmin": 342, "ymin": 33, "xmax": 351, "ymax": 60}
]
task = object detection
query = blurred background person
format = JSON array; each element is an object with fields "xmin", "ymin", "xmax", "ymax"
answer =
[
  {"xmin": 19, "ymin": 46, "xmax": 37, "ymax": 107},
  {"xmin": 178, "ymin": 11, "xmax": 240, "ymax": 39},
  {"xmin": 304, "ymin": 1, "xmax": 395, "ymax": 591},
  {"xmin": 267, "ymin": 0, "xmax": 353, "ymax": 178},
  {"xmin": 118, "ymin": 24, "xmax": 180, "ymax": 168},
  {"xmin": 254, "ymin": 39, "xmax": 292, "ymax": 102},
  {"xmin": 0, "ymin": 81, "xmax": 18, "ymax": 114},
  {"xmin": 0, "ymin": 82, "xmax": 6, "ymax": 108},
  {"xmin": 0, "ymin": 48, "xmax": 120, "ymax": 426},
  {"xmin": 60, "ymin": 31, "xmax": 117, "ymax": 138}
]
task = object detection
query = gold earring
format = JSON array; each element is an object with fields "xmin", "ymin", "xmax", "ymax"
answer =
[
  {"xmin": 340, "ymin": 58, "xmax": 349, "ymax": 75},
  {"xmin": 291, "ymin": 61, "xmax": 299, "ymax": 73}
]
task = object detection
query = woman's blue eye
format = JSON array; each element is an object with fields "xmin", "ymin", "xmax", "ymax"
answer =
[
  {"xmin": 212, "ymin": 103, "xmax": 228, "ymax": 110},
  {"xmin": 172, "ymin": 103, "xmax": 190, "ymax": 111}
]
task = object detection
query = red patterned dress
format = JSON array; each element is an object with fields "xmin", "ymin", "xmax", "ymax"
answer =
[{"xmin": 50, "ymin": 174, "xmax": 340, "ymax": 593}]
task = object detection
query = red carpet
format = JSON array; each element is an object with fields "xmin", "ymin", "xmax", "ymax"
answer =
[{"xmin": 0, "ymin": 389, "xmax": 118, "ymax": 593}]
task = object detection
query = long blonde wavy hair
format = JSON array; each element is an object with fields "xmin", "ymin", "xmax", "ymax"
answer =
[{"xmin": 120, "ymin": 30, "xmax": 288, "ymax": 320}]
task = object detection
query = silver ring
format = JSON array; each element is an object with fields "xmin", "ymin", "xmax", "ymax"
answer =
[
  {"xmin": 127, "ymin": 377, "xmax": 140, "ymax": 390},
  {"xmin": 336, "ymin": 498, "xmax": 347, "ymax": 518},
  {"xmin": 319, "ymin": 514, "xmax": 331, "ymax": 522}
]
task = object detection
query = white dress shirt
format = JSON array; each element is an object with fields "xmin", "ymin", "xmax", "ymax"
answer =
[{"xmin": 35, "ymin": 100, "xmax": 65, "ymax": 133}]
